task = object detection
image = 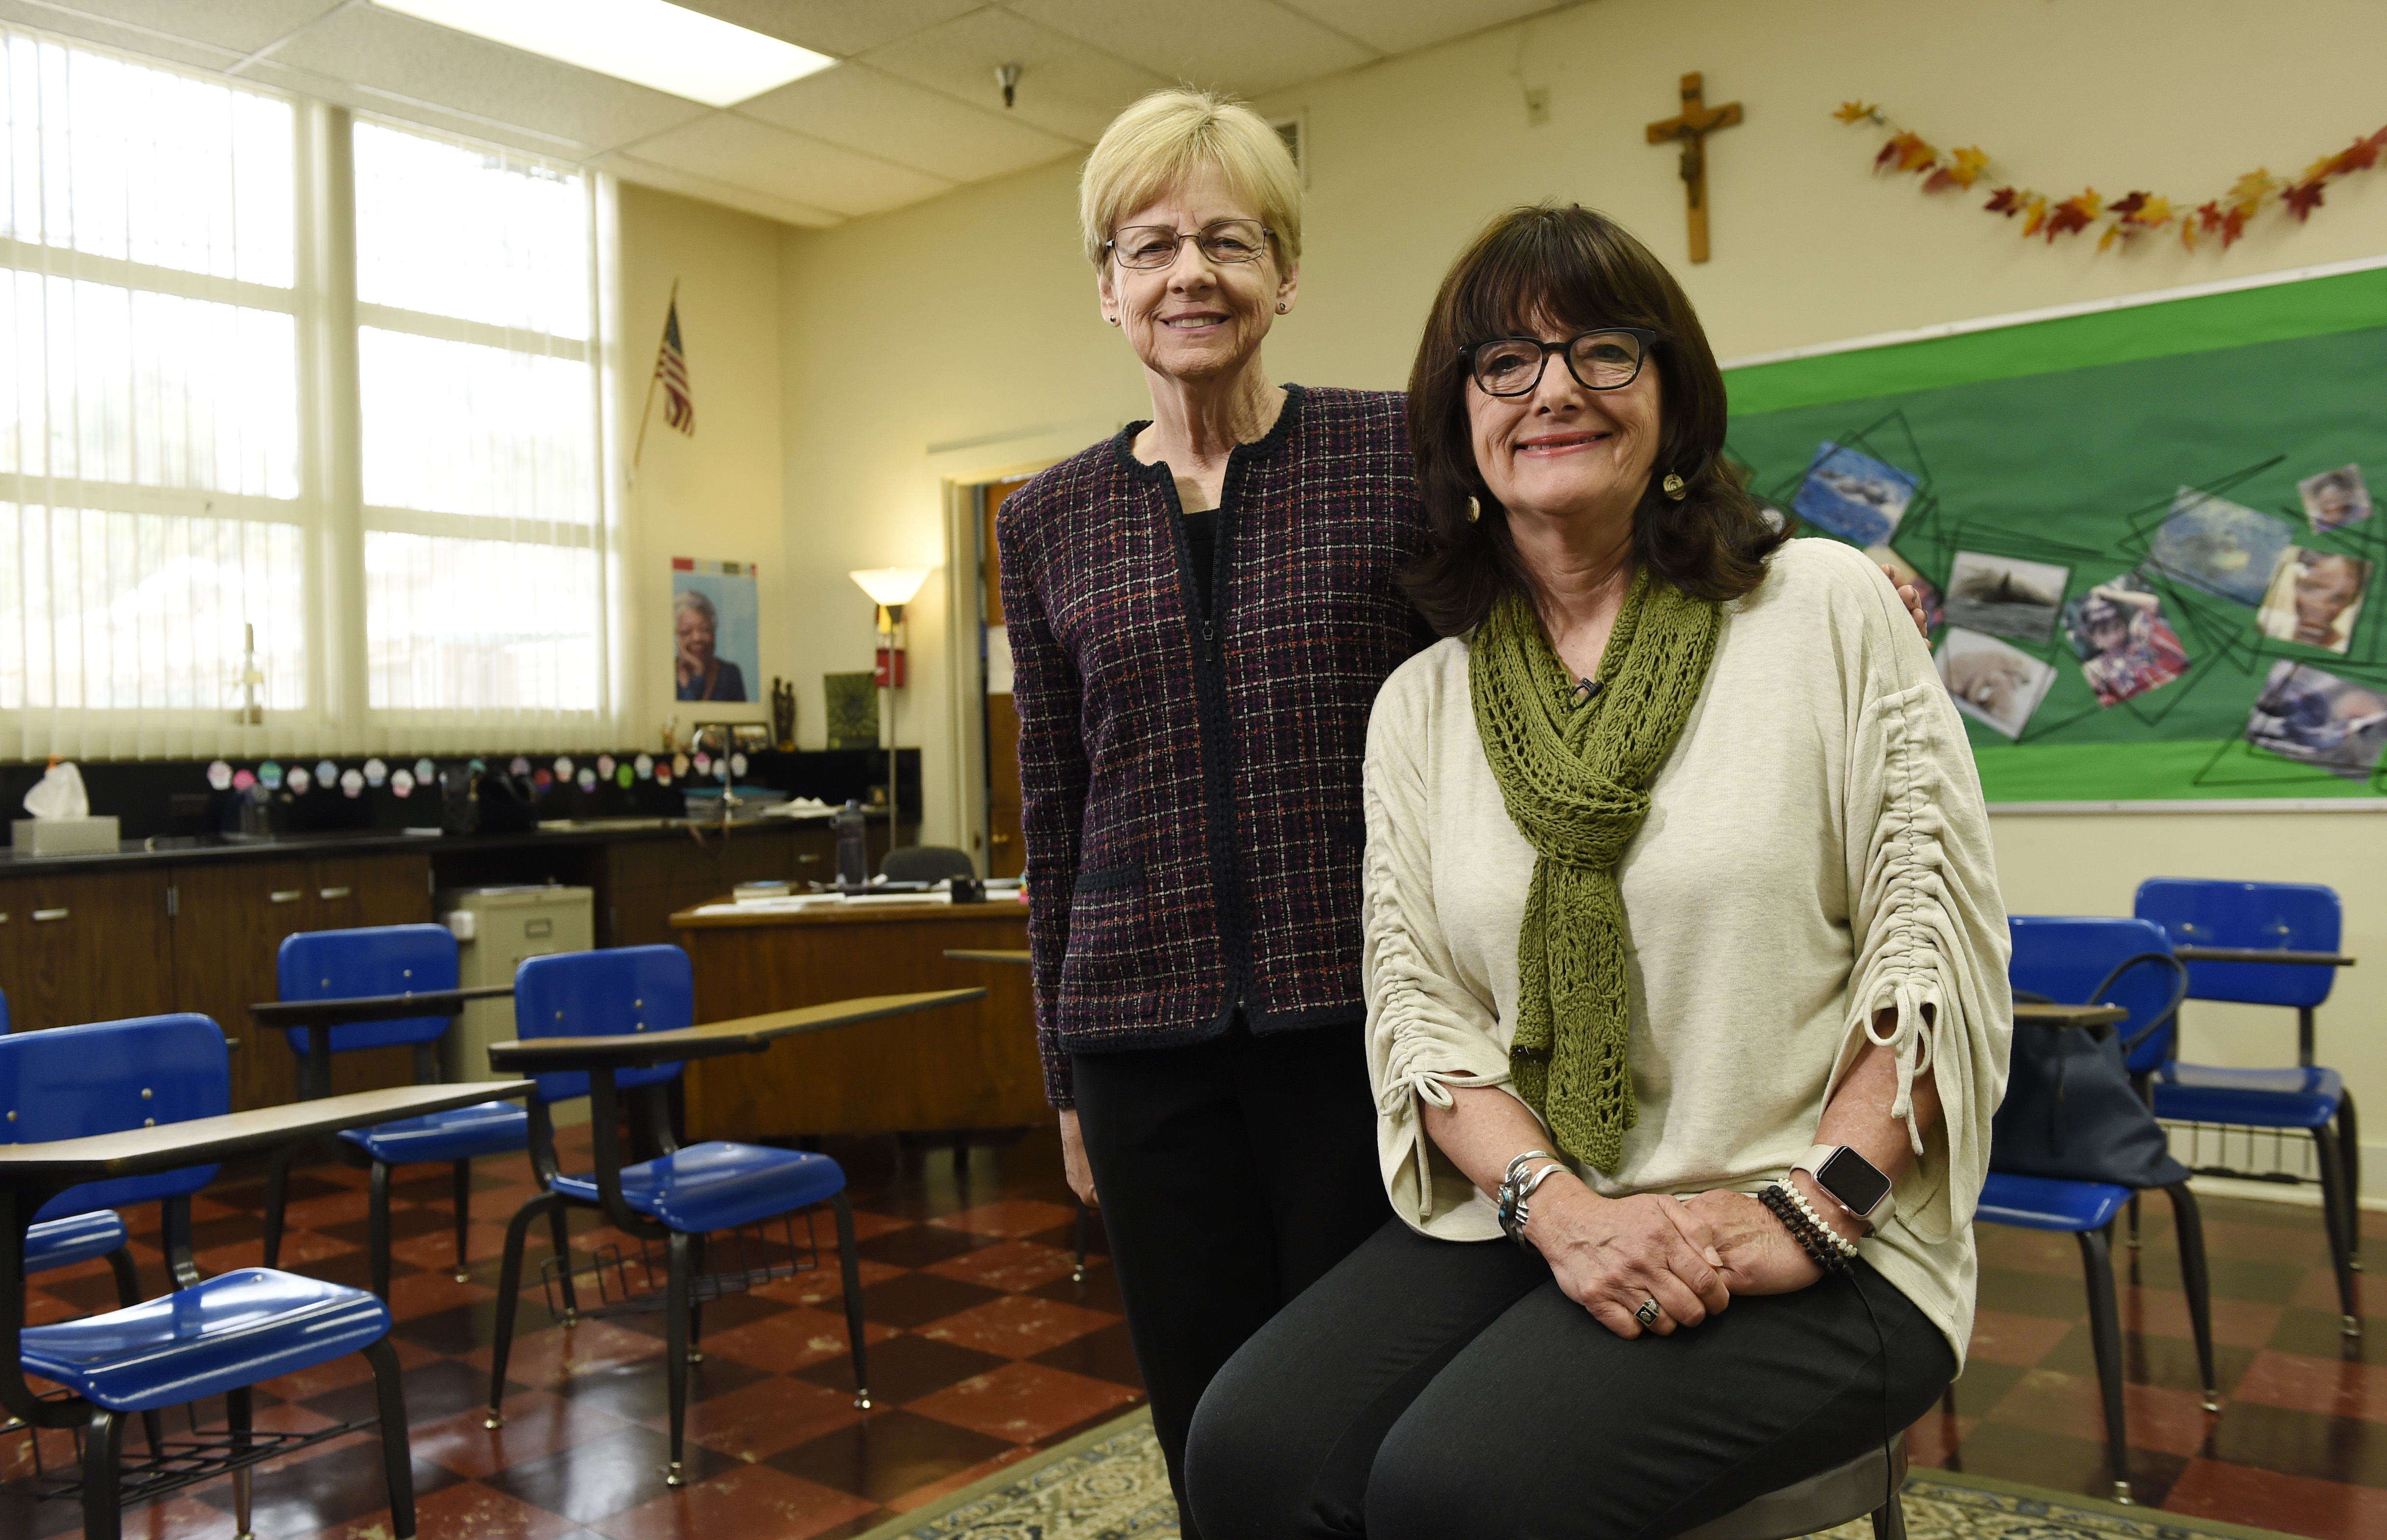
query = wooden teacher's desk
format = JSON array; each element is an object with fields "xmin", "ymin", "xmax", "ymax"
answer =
[{"xmin": 670, "ymin": 896, "xmax": 1042, "ymax": 1139}]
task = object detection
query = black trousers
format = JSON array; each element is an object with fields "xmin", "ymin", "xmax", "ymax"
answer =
[
  {"xmin": 1184, "ymin": 1219, "xmax": 1958, "ymax": 1540},
  {"xmin": 1073, "ymin": 1019, "xmax": 1387, "ymax": 1538}
]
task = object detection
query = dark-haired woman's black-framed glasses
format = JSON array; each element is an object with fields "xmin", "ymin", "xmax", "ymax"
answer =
[
  {"xmin": 1464, "ymin": 327, "xmax": 1657, "ymax": 397},
  {"xmin": 1106, "ymin": 219, "xmax": 1272, "ymax": 270}
]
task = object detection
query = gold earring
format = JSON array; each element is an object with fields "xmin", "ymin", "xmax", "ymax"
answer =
[
  {"xmin": 1662, "ymin": 473, "xmax": 1687, "ymax": 501},
  {"xmin": 1467, "ymin": 496, "xmax": 1481, "ymax": 524}
]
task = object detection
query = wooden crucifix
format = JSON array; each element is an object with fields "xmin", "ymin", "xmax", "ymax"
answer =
[{"xmin": 1645, "ymin": 73, "xmax": 1742, "ymax": 264}]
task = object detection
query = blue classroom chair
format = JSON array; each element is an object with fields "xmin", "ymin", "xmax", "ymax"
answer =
[
  {"xmin": 1, "ymin": 1015, "xmax": 418, "ymax": 1540},
  {"xmin": 483, "ymin": 946, "xmax": 871, "ymax": 1489},
  {"xmin": 2, "ymin": 989, "xmax": 147, "ymax": 1317},
  {"xmin": 2133, "ymin": 878, "xmax": 2361, "ymax": 1334},
  {"xmin": 262, "ymin": 925, "xmax": 533, "ymax": 1299},
  {"xmin": 1981, "ymin": 916, "xmax": 2217, "ymax": 1506}
]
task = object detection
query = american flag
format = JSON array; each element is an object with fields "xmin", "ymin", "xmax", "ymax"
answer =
[{"xmin": 656, "ymin": 298, "xmax": 694, "ymax": 435}]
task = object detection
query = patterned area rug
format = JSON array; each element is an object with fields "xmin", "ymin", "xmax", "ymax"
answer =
[{"xmin": 857, "ymin": 1409, "xmax": 2301, "ymax": 1540}]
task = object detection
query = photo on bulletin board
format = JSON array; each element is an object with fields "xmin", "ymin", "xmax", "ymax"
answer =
[
  {"xmin": 2243, "ymin": 660, "xmax": 2387, "ymax": 782},
  {"xmin": 673, "ymin": 558, "xmax": 759, "ymax": 704},
  {"xmin": 1789, "ymin": 441, "xmax": 1918, "ymax": 546},
  {"xmin": 2254, "ymin": 547, "xmax": 2373, "ymax": 655},
  {"xmin": 2144, "ymin": 487, "xmax": 2293, "ymax": 608},
  {"xmin": 2298, "ymin": 464, "xmax": 2372, "ymax": 533},
  {"xmin": 1936, "ymin": 626, "xmax": 2056, "ymax": 741},
  {"xmin": 2061, "ymin": 573, "xmax": 2191, "ymax": 708},
  {"xmin": 1943, "ymin": 551, "xmax": 2069, "ymax": 644}
]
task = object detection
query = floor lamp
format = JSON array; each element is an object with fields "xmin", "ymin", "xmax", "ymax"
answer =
[{"xmin": 849, "ymin": 566, "xmax": 928, "ymax": 852}]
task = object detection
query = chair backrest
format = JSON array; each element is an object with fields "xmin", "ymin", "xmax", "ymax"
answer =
[
  {"xmin": 0, "ymin": 1014, "xmax": 229, "ymax": 1221},
  {"xmin": 881, "ymin": 844, "xmax": 976, "ymax": 884},
  {"xmin": 277, "ymin": 924, "xmax": 461, "ymax": 1055},
  {"xmin": 512, "ymin": 945, "xmax": 689, "ymax": 1106},
  {"xmin": 2008, "ymin": 915, "xmax": 2183, "ymax": 1075},
  {"xmin": 2133, "ymin": 878, "xmax": 2341, "ymax": 1009}
]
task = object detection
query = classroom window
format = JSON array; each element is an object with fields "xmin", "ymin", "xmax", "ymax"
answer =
[{"xmin": 0, "ymin": 23, "xmax": 615, "ymax": 756}]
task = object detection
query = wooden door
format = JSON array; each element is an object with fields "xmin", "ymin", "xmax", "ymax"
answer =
[
  {"xmin": 983, "ymin": 476, "xmax": 1032, "ymax": 879},
  {"xmin": 3, "ymin": 869, "xmax": 174, "ymax": 1033}
]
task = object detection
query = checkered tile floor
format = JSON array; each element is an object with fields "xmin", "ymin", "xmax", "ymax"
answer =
[
  {"xmin": 2, "ymin": 1125, "xmax": 1138, "ymax": 1540},
  {"xmin": 5, "ymin": 1129, "xmax": 2382, "ymax": 1540}
]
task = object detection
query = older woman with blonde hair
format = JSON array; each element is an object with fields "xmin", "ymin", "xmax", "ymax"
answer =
[{"xmin": 998, "ymin": 89, "xmax": 1428, "ymax": 1528}]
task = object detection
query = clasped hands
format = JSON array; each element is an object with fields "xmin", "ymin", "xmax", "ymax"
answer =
[{"xmin": 1521, "ymin": 1172, "xmax": 1840, "ymax": 1339}]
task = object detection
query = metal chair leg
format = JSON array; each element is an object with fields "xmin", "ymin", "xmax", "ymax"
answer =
[
  {"xmin": 2126, "ymin": 1192, "xmax": 2142, "ymax": 1250},
  {"xmin": 687, "ymin": 1231, "xmax": 705, "ymax": 1364},
  {"xmin": 545, "ymin": 1199, "xmax": 579, "ymax": 1322},
  {"xmin": 363, "ymin": 1338, "xmax": 418, "ymax": 1540},
  {"xmin": 2312, "ymin": 1126, "xmax": 2361, "ymax": 1336},
  {"xmin": 80, "ymin": 1404, "xmax": 124, "ymax": 1540},
  {"xmin": 832, "ymin": 1191, "xmax": 871, "ymax": 1409},
  {"xmin": 1073, "ymin": 1198, "xmax": 1088, "ymax": 1285},
  {"xmin": 487, "ymin": 1190, "xmax": 563, "ymax": 1428},
  {"xmin": 261, "ymin": 1143, "xmax": 295, "ymax": 1269},
  {"xmin": 452, "ymin": 1159, "xmax": 473, "ymax": 1283},
  {"xmin": 665, "ymin": 1230, "xmax": 692, "ymax": 1487},
  {"xmin": 227, "ymin": 1385, "xmax": 255, "ymax": 1540},
  {"xmin": 2338, "ymin": 1092, "xmax": 2362, "ymax": 1268},
  {"xmin": 368, "ymin": 1160, "xmax": 394, "ymax": 1302},
  {"xmin": 2164, "ymin": 1182, "xmax": 2220, "ymax": 1412},
  {"xmin": 102, "ymin": 1247, "xmax": 165, "ymax": 1458},
  {"xmin": 2076, "ymin": 1226, "xmax": 2132, "ymax": 1504},
  {"xmin": 1870, "ymin": 1488, "xmax": 1908, "ymax": 1540}
]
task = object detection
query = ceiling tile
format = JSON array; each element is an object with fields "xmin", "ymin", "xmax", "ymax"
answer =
[
  {"xmin": 593, "ymin": 149, "xmax": 843, "ymax": 228},
  {"xmin": 675, "ymin": 0, "xmax": 987, "ymax": 59},
  {"xmin": 737, "ymin": 63, "xmax": 1080, "ymax": 183},
  {"xmin": 0, "ymin": 1, "xmax": 241, "ymax": 72},
  {"xmin": 1009, "ymin": 0, "xmax": 1374, "ymax": 97},
  {"xmin": 255, "ymin": 3, "xmax": 712, "ymax": 154},
  {"xmin": 0, "ymin": 0, "xmax": 342, "ymax": 56},
  {"xmin": 621, "ymin": 111, "xmax": 955, "ymax": 218},
  {"xmin": 1273, "ymin": 0, "xmax": 1561, "ymax": 58},
  {"xmin": 858, "ymin": 7, "xmax": 1173, "ymax": 142}
]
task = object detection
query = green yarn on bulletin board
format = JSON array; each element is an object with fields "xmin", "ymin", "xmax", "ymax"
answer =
[{"xmin": 1722, "ymin": 266, "xmax": 2387, "ymax": 803}]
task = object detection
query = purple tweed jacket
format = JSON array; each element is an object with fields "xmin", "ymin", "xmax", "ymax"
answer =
[{"xmin": 998, "ymin": 385, "xmax": 1432, "ymax": 1108}]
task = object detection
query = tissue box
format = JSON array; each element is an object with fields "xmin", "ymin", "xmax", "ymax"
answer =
[{"xmin": 12, "ymin": 817, "xmax": 120, "ymax": 858}]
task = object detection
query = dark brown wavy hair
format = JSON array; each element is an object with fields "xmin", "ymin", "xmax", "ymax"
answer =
[{"xmin": 1402, "ymin": 203, "xmax": 1783, "ymax": 637}]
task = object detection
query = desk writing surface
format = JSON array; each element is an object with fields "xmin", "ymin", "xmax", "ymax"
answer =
[
  {"xmin": 671, "ymin": 897, "xmax": 1031, "ymax": 929},
  {"xmin": 2011, "ymin": 1002, "xmax": 2129, "ymax": 1027},
  {"xmin": 250, "ymin": 983, "xmax": 514, "ymax": 1028},
  {"xmin": 2170, "ymin": 946, "xmax": 2355, "ymax": 967},
  {"xmin": 671, "ymin": 895, "xmax": 1038, "ymax": 1137},
  {"xmin": 0, "ymin": 1082, "xmax": 532, "ymax": 1183},
  {"xmin": 487, "ymin": 989, "xmax": 987, "ymax": 1071}
]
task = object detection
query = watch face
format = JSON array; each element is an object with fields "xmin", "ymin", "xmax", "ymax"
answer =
[{"xmin": 1819, "ymin": 1147, "xmax": 1893, "ymax": 1215}]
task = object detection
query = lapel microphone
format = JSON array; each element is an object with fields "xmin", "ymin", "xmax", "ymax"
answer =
[{"xmin": 1567, "ymin": 678, "xmax": 1603, "ymax": 710}]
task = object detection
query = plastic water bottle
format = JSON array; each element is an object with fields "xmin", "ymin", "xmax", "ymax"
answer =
[{"xmin": 833, "ymin": 799, "xmax": 868, "ymax": 888}]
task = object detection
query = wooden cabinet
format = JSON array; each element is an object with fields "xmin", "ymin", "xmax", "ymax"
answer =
[
  {"xmin": 0, "ymin": 867, "xmax": 175, "ymax": 1033},
  {"xmin": 165, "ymin": 850, "xmax": 434, "ymax": 1110},
  {"xmin": 0, "ymin": 849, "xmax": 432, "ymax": 1112},
  {"xmin": 591, "ymin": 824, "xmax": 896, "ymax": 949}
]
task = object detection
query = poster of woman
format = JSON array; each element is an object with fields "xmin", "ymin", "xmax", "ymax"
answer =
[
  {"xmin": 2255, "ymin": 547, "xmax": 2373, "ymax": 656},
  {"xmin": 673, "ymin": 557, "xmax": 759, "ymax": 703}
]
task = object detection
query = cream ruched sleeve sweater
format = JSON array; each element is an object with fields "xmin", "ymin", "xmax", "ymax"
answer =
[{"xmin": 1362, "ymin": 538, "xmax": 2012, "ymax": 1362}]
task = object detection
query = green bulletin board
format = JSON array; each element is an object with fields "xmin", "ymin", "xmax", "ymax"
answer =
[{"xmin": 1721, "ymin": 264, "xmax": 2387, "ymax": 803}]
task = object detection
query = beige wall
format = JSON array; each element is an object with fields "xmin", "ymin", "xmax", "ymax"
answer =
[
  {"xmin": 616, "ymin": 181, "xmax": 787, "ymax": 744},
  {"xmin": 736, "ymin": 0, "xmax": 2387, "ymax": 1186}
]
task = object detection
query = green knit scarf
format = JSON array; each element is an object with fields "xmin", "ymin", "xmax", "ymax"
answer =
[{"xmin": 1470, "ymin": 568, "xmax": 1722, "ymax": 1173}]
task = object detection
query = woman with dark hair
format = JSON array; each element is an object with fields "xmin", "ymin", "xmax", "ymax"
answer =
[{"xmin": 1184, "ymin": 205, "xmax": 2010, "ymax": 1540}]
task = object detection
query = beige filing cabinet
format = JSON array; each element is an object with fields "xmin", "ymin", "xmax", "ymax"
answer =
[{"xmin": 438, "ymin": 885, "xmax": 593, "ymax": 1088}]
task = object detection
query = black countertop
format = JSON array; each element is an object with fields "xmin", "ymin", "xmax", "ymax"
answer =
[{"xmin": 0, "ymin": 810, "xmax": 913, "ymax": 879}]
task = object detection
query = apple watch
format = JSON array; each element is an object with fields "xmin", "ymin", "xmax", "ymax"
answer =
[{"xmin": 1793, "ymin": 1143, "xmax": 1895, "ymax": 1231}]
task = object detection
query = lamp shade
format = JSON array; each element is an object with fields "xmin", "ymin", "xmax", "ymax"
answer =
[{"xmin": 849, "ymin": 567, "xmax": 929, "ymax": 608}]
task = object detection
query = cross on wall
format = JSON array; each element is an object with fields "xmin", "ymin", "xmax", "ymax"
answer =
[{"xmin": 1645, "ymin": 72, "xmax": 1743, "ymax": 264}]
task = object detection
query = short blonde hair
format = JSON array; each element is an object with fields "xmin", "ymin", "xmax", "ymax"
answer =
[{"xmin": 1079, "ymin": 88, "xmax": 1301, "ymax": 271}]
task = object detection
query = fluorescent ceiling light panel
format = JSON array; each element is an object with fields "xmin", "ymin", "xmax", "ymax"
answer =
[{"xmin": 374, "ymin": 0, "xmax": 835, "ymax": 108}]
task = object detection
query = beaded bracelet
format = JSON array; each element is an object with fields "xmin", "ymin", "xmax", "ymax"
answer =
[
  {"xmin": 1781, "ymin": 1182, "xmax": 1862, "ymax": 1262},
  {"xmin": 1758, "ymin": 1182, "xmax": 1851, "ymax": 1276}
]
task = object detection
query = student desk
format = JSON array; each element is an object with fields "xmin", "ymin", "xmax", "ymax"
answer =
[{"xmin": 669, "ymin": 898, "xmax": 1040, "ymax": 1139}]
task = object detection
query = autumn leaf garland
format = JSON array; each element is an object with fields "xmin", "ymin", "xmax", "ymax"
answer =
[{"xmin": 1835, "ymin": 102, "xmax": 2387, "ymax": 252}]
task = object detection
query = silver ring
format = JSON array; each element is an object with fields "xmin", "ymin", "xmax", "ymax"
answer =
[{"xmin": 1635, "ymin": 1297, "xmax": 1663, "ymax": 1328}]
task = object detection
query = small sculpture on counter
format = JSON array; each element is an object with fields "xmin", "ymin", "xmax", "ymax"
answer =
[{"xmin": 772, "ymin": 675, "xmax": 797, "ymax": 752}]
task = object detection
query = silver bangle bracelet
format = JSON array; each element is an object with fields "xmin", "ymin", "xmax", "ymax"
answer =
[{"xmin": 1500, "ymin": 1158, "xmax": 1567, "ymax": 1247}]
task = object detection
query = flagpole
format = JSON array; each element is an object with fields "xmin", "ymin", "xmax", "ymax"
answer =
[{"xmin": 631, "ymin": 277, "xmax": 678, "ymax": 479}]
